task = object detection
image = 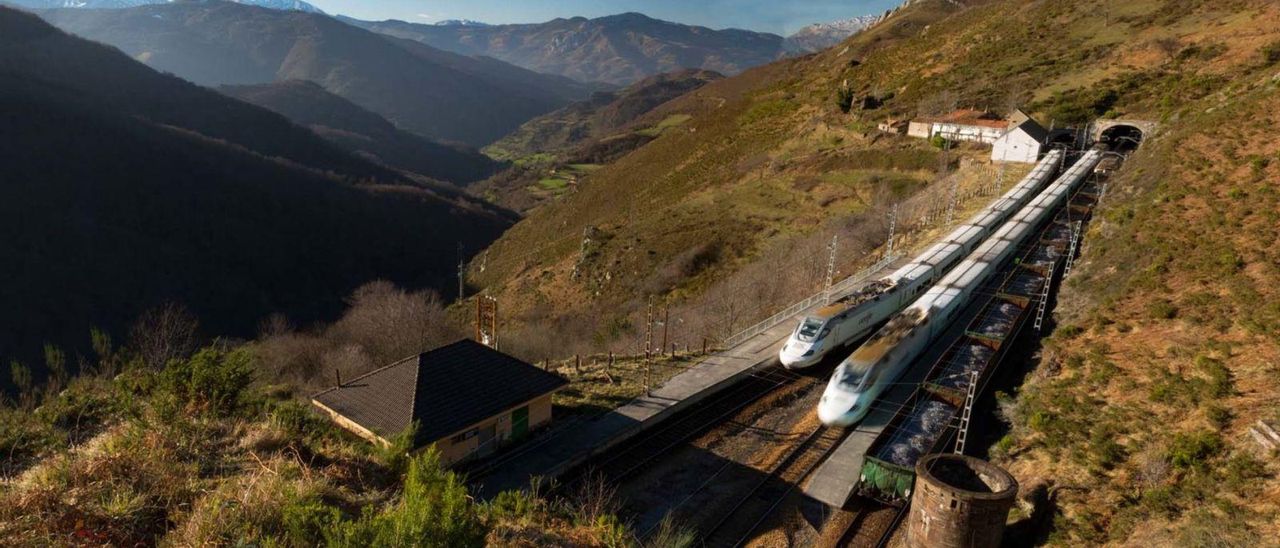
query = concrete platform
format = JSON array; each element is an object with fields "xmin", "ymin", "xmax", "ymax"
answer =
[{"xmin": 473, "ymin": 259, "xmax": 905, "ymax": 499}]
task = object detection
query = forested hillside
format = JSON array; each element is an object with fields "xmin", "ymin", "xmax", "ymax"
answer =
[
  {"xmin": 0, "ymin": 7, "xmax": 512, "ymax": 372},
  {"xmin": 220, "ymin": 80, "xmax": 504, "ymax": 184}
]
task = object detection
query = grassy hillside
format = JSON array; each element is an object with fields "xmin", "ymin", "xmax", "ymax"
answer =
[
  {"xmin": 0, "ymin": 342, "xmax": 639, "ymax": 546},
  {"xmin": 471, "ymin": 0, "xmax": 1280, "ymax": 543},
  {"xmin": 486, "ymin": 68, "xmax": 724, "ymax": 161},
  {"xmin": 37, "ymin": 1, "xmax": 595, "ymax": 145},
  {"xmin": 476, "ymin": 69, "xmax": 723, "ymax": 211},
  {"xmin": 0, "ymin": 7, "xmax": 513, "ymax": 371},
  {"xmin": 220, "ymin": 80, "xmax": 504, "ymax": 184}
]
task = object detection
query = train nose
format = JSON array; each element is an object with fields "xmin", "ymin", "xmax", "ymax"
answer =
[
  {"xmin": 818, "ymin": 395, "xmax": 859, "ymax": 427},
  {"xmin": 779, "ymin": 344, "xmax": 817, "ymax": 369}
]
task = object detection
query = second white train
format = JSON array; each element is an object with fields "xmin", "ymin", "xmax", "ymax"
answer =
[
  {"xmin": 818, "ymin": 149, "xmax": 1103, "ymax": 427},
  {"xmin": 778, "ymin": 150, "xmax": 1063, "ymax": 369}
]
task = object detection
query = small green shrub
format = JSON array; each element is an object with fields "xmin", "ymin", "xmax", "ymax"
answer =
[
  {"xmin": 1261, "ymin": 40, "xmax": 1280, "ymax": 65},
  {"xmin": 1055, "ymin": 324, "xmax": 1084, "ymax": 339},
  {"xmin": 375, "ymin": 423, "xmax": 418, "ymax": 473},
  {"xmin": 1148, "ymin": 299, "xmax": 1178, "ymax": 319},
  {"xmin": 1142, "ymin": 485, "xmax": 1179, "ymax": 516},
  {"xmin": 1167, "ymin": 430, "xmax": 1223, "ymax": 471},
  {"xmin": 1204, "ymin": 404, "xmax": 1231, "ymax": 430},
  {"xmin": 156, "ymin": 347, "xmax": 254, "ymax": 416},
  {"xmin": 0, "ymin": 408, "xmax": 62, "ymax": 476},
  {"xmin": 1220, "ymin": 454, "xmax": 1269, "ymax": 493},
  {"xmin": 1090, "ymin": 432, "xmax": 1126, "ymax": 470},
  {"xmin": 836, "ymin": 87, "xmax": 855, "ymax": 113},
  {"xmin": 280, "ymin": 496, "xmax": 340, "ymax": 547},
  {"xmin": 646, "ymin": 514, "xmax": 696, "ymax": 548},
  {"xmin": 1195, "ymin": 356, "xmax": 1233, "ymax": 398},
  {"xmin": 324, "ymin": 449, "xmax": 488, "ymax": 547},
  {"xmin": 269, "ymin": 399, "xmax": 329, "ymax": 441}
]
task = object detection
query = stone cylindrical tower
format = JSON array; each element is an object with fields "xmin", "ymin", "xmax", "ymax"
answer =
[{"xmin": 907, "ymin": 453, "xmax": 1017, "ymax": 548}]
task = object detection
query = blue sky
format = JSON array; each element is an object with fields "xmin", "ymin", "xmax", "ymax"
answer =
[{"xmin": 306, "ymin": 1, "xmax": 900, "ymax": 35}]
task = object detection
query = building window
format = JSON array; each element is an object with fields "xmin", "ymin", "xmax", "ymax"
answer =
[{"xmin": 451, "ymin": 428, "xmax": 479, "ymax": 444}]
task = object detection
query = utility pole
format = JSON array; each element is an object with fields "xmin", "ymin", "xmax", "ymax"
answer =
[
  {"xmin": 661, "ymin": 306, "xmax": 670, "ymax": 356},
  {"xmin": 457, "ymin": 259, "xmax": 465, "ymax": 300},
  {"xmin": 944, "ymin": 175, "xmax": 959, "ymax": 226},
  {"xmin": 476, "ymin": 296, "xmax": 498, "ymax": 348},
  {"xmin": 644, "ymin": 297, "xmax": 654, "ymax": 360},
  {"xmin": 456, "ymin": 242, "xmax": 465, "ymax": 300},
  {"xmin": 824, "ymin": 235, "xmax": 838, "ymax": 303},
  {"xmin": 885, "ymin": 203, "xmax": 898, "ymax": 260}
]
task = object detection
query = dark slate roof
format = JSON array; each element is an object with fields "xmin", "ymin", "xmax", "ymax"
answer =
[
  {"xmin": 312, "ymin": 339, "xmax": 568, "ymax": 448},
  {"xmin": 1011, "ymin": 118, "xmax": 1048, "ymax": 142}
]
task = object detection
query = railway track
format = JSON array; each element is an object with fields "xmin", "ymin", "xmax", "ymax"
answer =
[
  {"xmin": 698, "ymin": 425, "xmax": 847, "ymax": 548},
  {"xmin": 558, "ymin": 366, "xmax": 813, "ymax": 495},
  {"xmin": 835, "ymin": 498, "xmax": 909, "ymax": 548}
]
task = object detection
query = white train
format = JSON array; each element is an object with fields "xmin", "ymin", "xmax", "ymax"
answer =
[
  {"xmin": 778, "ymin": 150, "xmax": 1063, "ymax": 369},
  {"xmin": 818, "ymin": 149, "xmax": 1103, "ymax": 427}
]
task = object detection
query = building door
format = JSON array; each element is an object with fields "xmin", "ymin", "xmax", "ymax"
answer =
[
  {"xmin": 511, "ymin": 406, "xmax": 529, "ymax": 440},
  {"xmin": 477, "ymin": 424, "xmax": 496, "ymax": 457}
]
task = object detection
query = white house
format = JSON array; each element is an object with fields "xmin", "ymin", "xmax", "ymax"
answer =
[
  {"xmin": 991, "ymin": 118, "xmax": 1047, "ymax": 164},
  {"xmin": 908, "ymin": 109, "xmax": 1009, "ymax": 144}
]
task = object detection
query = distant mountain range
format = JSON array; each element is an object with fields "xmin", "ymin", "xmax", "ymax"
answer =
[
  {"xmin": 343, "ymin": 12, "xmax": 788, "ymax": 86},
  {"xmin": 33, "ymin": 1, "xmax": 596, "ymax": 146},
  {"xmin": 0, "ymin": 5, "xmax": 511, "ymax": 365},
  {"xmin": 220, "ymin": 80, "xmax": 503, "ymax": 184},
  {"xmin": 1, "ymin": 0, "xmax": 322, "ymax": 12},
  {"xmin": 784, "ymin": 15, "xmax": 882, "ymax": 52}
]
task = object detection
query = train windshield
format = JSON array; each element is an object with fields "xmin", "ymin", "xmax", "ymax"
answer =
[
  {"xmin": 837, "ymin": 364, "xmax": 873, "ymax": 392},
  {"xmin": 796, "ymin": 317, "xmax": 827, "ymax": 342}
]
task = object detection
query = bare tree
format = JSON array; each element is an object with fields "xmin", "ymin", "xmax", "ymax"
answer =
[
  {"xmin": 130, "ymin": 302, "xmax": 200, "ymax": 370},
  {"xmin": 330, "ymin": 281, "xmax": 457, "ymax": 366},
  {"xmin": 1153, "ymin": 37, "xmax": 1182, "ymax": 61},
  {"xmin": 917, "ymin": 90, "xmax": 958, "ymax": 117}
]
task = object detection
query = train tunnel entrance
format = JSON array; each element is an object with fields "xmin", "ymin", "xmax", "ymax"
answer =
[{"xmin": 1099, "ymin": 124, "xmax": 1144, "ymax": 153}]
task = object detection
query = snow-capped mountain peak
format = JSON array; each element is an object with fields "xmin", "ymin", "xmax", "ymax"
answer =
[
  {"xmin": 433, "ymin": 19, "xmax": 490, "ymax": 27},
  {"xmin": 785, "ymin": 14, "xmax": 881, "ymax": 53}
]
